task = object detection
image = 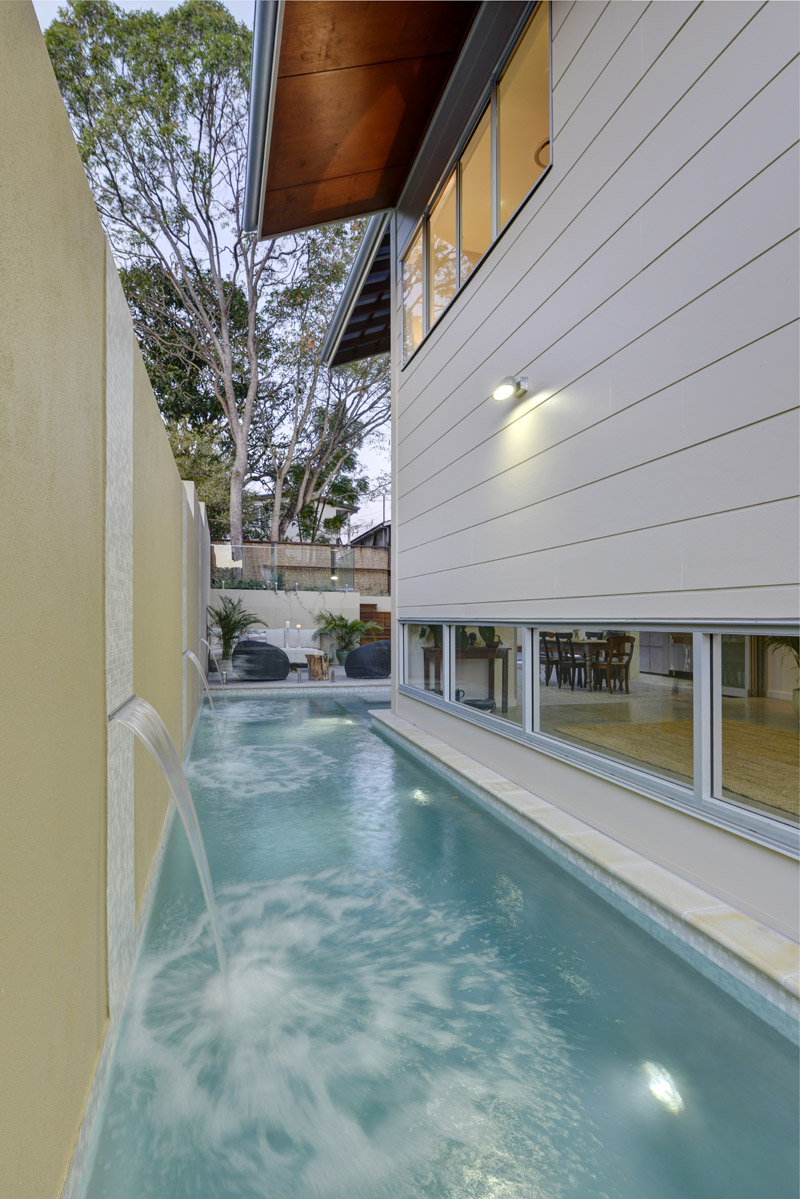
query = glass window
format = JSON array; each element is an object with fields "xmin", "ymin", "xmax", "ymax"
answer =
[
  {"xmin": 402, "ymin": 229, "xmax": 424, "ymax": 359},
  {"xmin": 459, "ymin": 106, "xmax": 491, "ymax": 283},
  {"xmin": 429, "ymin": 171, "xmax": 458, "ymax": 322},
  {"xmin": 454, "ymin": 625, "xmax": 521, "ymax": 727},
  {"xmin": 538, "ymin": 628, "xmax": 693, "ymax": 786},
  {"xmin": 717, "ymin": 635, "xmax": 798, "ymax": 825},
  {"xmin": 497, "ymin": 2, "xmax": 550, "ymax": 230},
  {"xmin": 406, "ymin": 624, "xmax": 443, "ymax": 695}
]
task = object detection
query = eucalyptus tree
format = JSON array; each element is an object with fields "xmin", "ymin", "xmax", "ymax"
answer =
[
  {"xmin": 247, "ymin": 225, "xmax": 391, "ymax": 541},
  {"xmin": 46, "ymin": 0, "xmax": 282, "ymax": 551},
  {"xmin": 46, "ymin": 0, "xmax": 390, "ymax": 549}
]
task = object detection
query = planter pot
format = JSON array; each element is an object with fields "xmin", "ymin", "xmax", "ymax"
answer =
[
  {"xmin": 336, "ymin": 650, "xmax": 349, "ymax": 666},
  {"xmin": 220, "ymin": 657, "xmax": 233, "ymax": 679}
]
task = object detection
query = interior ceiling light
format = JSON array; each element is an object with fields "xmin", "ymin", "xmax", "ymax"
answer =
[{"xmin": 492, "ymin": 375, "xmax": 528, "ymax": 401}]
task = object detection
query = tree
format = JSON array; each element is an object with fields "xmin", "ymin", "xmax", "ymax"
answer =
[
  {"xmin": 246, "ymin": 225, "xmax": 391, "ymax": 540},
  {"xmin": 46, "ymin": 2, "xmax": 390, "ymax": 548},
  {"xmin": 46, "ymin": 0, "xmax": 282, "ymax": 551}
]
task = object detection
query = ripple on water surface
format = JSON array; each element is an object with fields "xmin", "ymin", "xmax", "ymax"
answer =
[{"xmin": 85, "ymin": 872, "xmax": 598, "ymax": 1199}]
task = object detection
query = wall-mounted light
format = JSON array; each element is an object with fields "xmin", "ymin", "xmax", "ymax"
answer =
[
  {"xmin": 492, "ymin": 375, "xmax": 528, "ymax": 401},
  {"xmin": 330, "ymin": 574, "xmax": 338, "ymax": 581}
]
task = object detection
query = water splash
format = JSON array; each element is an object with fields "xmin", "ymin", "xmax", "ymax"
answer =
[
  {"xmin": 110, "ymin": 696, "xmax": 226, "ymax": 977},
  {"xmin": 184, "ymin": 649, "xmax": 221, "ymax": 745},
  {"xmin": 200, "ymin": 637, "xmax": 227, "ymax": 700}
]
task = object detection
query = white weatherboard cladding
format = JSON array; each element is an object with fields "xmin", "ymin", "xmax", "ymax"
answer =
[
  {"xmin": 104, "ymin": 250, "xmax": 136, "ymax": 1021},
  {"xmin": 394, "ymin": 0, "xmax": 800, "ymax": 623}
]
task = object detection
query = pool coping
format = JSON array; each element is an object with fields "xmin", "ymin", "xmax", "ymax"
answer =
[
  {"xmin": 370, "ymin": 709, "xmax": 800, "ymax": 1033},
  {"xmin": 210, "ymin": 682, "xmax": 392, "ymax": 697}
]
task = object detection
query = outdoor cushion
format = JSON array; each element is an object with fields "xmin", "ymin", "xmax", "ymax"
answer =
[
  {"xmin": 231, "ymin": 640, "xmax": 291, "ymax": 681},
  {"xmin": 344, "ymin": 641, "xmax": 391, "ymax": 679}
]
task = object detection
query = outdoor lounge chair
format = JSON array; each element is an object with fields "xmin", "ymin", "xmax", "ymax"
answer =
[
  {"xmin": 344, "ymin": 640, "xmax": 391, "ymax": 679},
  {"xmin": 231, "ymin": 640, "xmax": 291, "ymax": 681}
]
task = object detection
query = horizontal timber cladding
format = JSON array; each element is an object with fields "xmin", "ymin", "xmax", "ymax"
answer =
[{"xmin": 393, "ymin": 0, "xmax": 800, "ymax": 623}]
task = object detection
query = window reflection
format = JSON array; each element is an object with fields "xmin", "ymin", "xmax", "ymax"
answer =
[
  {"xmin": 454, "ymin": 625, "xmax": 521, "ymax": 727},
  {"xmin": 539, "ymin": 629, "xmax": 694, "ymax": 785},
  {"xmin": 460, "ymin": 106, "xmax": 491, "ymax": 283},
  {"xmin": 497, "ymin": 2, "xmax": 550, "ymax": 230},
  {"xmin": 718, "ymin": 635, "xmax": 798, "ymax": 824},
  {"xmin": 407, "ymin": 624, "xmax": 443, "ymax": 695},
  {"xmin": 429, "ymin": 171, "xmax": 458, "ymax": 322},
  {"xmin": 402, "ymin": 230, "xmax": 423, "ymax": 359}
]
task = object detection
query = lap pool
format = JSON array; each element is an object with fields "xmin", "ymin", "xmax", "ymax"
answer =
[{"xmin": 80, "ymin": 695, "xmax": 798, "ymax": 1198}]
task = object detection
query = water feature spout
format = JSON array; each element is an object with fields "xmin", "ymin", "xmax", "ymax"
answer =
[
  {"xmin": 200, "ymin": 637, "xmax": 227, "ymax": 700},
  {"xmin": 110, "ymin": 696, "xmax": 227, "ymax": 977},
  {"xmin": 184, "ymin": 649, "xmax": 222, "ymax": 744}
]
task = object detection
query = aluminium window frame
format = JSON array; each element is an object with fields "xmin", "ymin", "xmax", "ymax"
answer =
[
  {"xmin": 399, "ymin": 618, "xmax": 800, "ymax": 858},
  {"xmin": 399, "ymin": 0, "xmax": 552, "ymax": 367}
]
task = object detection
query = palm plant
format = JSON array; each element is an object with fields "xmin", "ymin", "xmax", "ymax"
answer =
[
  {"xmin": 765, "ymin": 636, "xmax": 800, "ymax": 670},
  {"xmin": 313, "ymin": 611, "xmax": 382, "ymax": 662},
  {"xmin": 207, "ymin": 596, "xmax": 262, "ymax": 660}
]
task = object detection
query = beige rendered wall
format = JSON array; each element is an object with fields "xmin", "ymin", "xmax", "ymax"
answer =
[
  {"xmin": 0, "ymin": 7, "xmax": 209, "ymax": 1195},
  {"xmin": 132, "ymin": 348, "xmax": 185, "ymax": 911},
  {"xmin": 0, "ymin": 5, "xmax": 109, "ymax": 1197}
]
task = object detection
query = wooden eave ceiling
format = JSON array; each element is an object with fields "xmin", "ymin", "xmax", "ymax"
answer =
[
  {"xmin": 260, "ymin": 0, "xmax": 479, "ymax": 238},
  {"xmin": 330, "ymin": 229, "xmax": 391, "ymax": 366}
]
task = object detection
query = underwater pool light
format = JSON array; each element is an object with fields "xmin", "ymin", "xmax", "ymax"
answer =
[{"xmin": 642, "ymin": 1062, "xmax": 684, "ymax": 1113}]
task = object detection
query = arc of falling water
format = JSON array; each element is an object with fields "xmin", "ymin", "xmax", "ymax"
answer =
[
  {"xmin": 110, "ymin": 696, "xmax": 227, "ymax": 977},
  {"xmin": 184, "ymin": 649, "xmax": 221, "ymax": 746},
  {"xmin": 200, "ymin": 637, "xmax": 227, "ymax": 700}
]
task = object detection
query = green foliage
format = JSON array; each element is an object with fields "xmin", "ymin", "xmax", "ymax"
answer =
[
  {"xmin": 206, "ymin": 595, "xmax": 262, "ymax": 659},
  {"xmin": 45, "ymin": 0, "xmax": 390, "ymax": 548},
  {"xmin": 765, "ymin": 637, "xmax": 800, "ymax": 671},
  {"xmin": 210, "ymin": 577, "xmax": 267, "ymax": 590},
  {"xmin": 478, "ymin": 626, "xmax": 500, "ymax": 648},
  {"xmin": 418, "ymin": 626, "xmax": 443, "ymax": 649},
  {"xmin": 312, "ymin": 611, "xmax": 381, "ymax": 653}
]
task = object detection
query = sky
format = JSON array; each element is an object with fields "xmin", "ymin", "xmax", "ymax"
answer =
[{"xmin": 32, "ymin": 0, "xmax": 391, "ymax": 532}]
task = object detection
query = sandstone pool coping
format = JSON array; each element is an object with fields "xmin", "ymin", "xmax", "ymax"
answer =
[{"xmin": 371, "ymin": 709, "xmax": 799, "ymax": 1027}]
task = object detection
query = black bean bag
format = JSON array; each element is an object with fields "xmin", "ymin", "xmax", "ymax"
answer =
[
  {"xmin": 344, "ymin": 640, "xmax": 391, "ymax": 679},
  {"xmin": 231, "ymin": 640, "xmax": 291, "ymax": 681}
]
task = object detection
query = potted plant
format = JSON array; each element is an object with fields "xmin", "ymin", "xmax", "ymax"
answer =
[
  {"xmin": 207, "ymin": 595, "xmax": 263, "ymax": 672},
  {"xmin": 314, "ymin": 610, "xmax": 382, "ymax": 665},
  {"xmin": 765, "ymin": 636, "xmax": 800, "ymax": 719}
]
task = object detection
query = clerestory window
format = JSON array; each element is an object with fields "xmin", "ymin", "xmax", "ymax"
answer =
[{"xmin": 401, "ymin": 2, "xmax": 551, "ymax": 362}]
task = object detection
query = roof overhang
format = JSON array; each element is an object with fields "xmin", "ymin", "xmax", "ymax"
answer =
[
  {"xmin": 244, "ymin": 0, "xmax": 479, "ymax": 239},
  {"xmin": 320, "ymin": 212, "xmax": 390, "ymax": 367}
]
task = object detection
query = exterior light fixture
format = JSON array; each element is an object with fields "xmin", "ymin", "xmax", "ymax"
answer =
[
  {"xmin": 330, "ymin": 574, "xmax": 338, "ymax": 581},
  {"xmin": 492, "ymin": 375, "xmax": 528, "ymax": 401}
]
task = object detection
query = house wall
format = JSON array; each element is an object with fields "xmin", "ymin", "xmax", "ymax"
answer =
[
  {"xmin": 0, "ymin": 6, "xmax": 206, "ymax": 1196},
  {"xmin": 393, "ymin": 3, "xmax": 799, "ymax": 931}
]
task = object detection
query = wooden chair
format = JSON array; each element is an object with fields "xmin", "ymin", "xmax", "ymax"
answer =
[
  {"xmin": 591, "ymin": 635, "xmax": 635, "ymax": 693},
  {"xmin": 539, "ymin": 633, "xmax": 556, "ymax": 686},
  {"xmin": 554, "ymin": 633, "xmax": 586, "ymax": 690}
]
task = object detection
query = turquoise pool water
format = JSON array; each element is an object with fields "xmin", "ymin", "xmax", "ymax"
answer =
[{"xmin": 81, "ymin": 695, "xmax": 798, "ymax": 1198}]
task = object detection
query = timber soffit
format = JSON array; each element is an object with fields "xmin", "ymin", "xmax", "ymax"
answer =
[{"xmin": 244, "ymin": 0, "xmax": 480, "ymax": 241}]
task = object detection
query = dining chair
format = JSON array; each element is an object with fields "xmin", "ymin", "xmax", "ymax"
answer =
[
  {"xmin": 590, "ymin": 635, "xmax": 635, "ymax": 693},
  {"xmin": 554, "ymin": 633, "xmax": 586, "ymax": 690},
  {"xmin": 540, "ymin": 632, "xmax": 556, "ymax": 686}
]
